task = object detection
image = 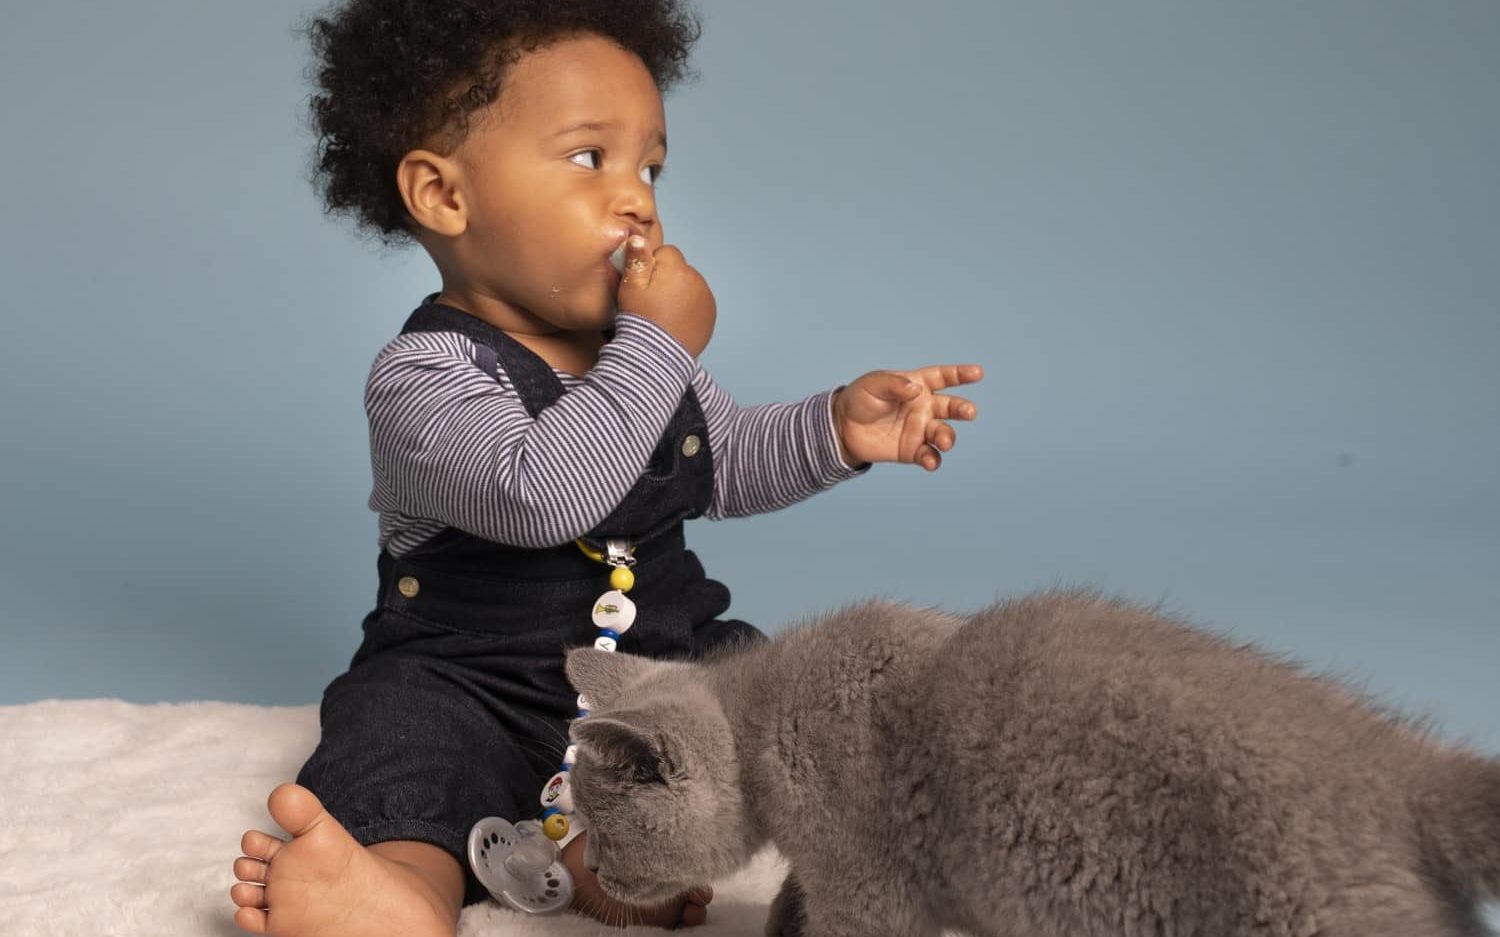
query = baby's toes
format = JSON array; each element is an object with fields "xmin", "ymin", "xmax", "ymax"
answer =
[
  {"xmin": 230, "ymin": 880, "xmax": 266, "ymax": 909},
  {"xmin": 681, "ymin": 901, "xmax": 708, "ymax": 927},
  {"xmin": 241, "ymin": 829, "xmax": 284, "ymax": 862},
  {"xmin": 678, "ymin": 886, "xmax": 714, "ymax": 928},
  {"xmin": 234, "ymin": 856, "xmax": 269, "ymax": 884},
  {"xmin": 233, "ymin": 904, "xmax": 269, "ymax": 934}
]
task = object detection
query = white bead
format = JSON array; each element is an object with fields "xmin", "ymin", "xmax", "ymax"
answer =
[
  {"xmin": 594, "ymin": 634, "xmax": 618, "ymax": 652},
  {"xmin": 591, "ymin": 590, "xmax": 636, "ymax": 634},
  {"xmin": 563, "ymin": 744, "xmax": 578, "ymax": 767},
  {"xmin": 540, "ymin": 770, "xmax": 574, "ymax": 813},
  {"xmin": 576, "ymin": 694, "xmax": 590, "ymax": 711}
]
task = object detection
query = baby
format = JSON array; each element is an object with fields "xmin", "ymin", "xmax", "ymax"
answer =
[{"xmin": 228, "ymin": 2, "xmax": 982, "ymax": 936}]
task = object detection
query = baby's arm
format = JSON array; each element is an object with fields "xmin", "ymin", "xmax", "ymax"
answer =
[
  {"xmin": 692, "ymin": 359, "xmax": 985, "ymax": 518},
  {"xmin": 366, "ymin": 313, "xmax": 695, "ymax": 548},
  {"xmin": 692, "ymin": 367, "xmax": 868, "ymax": 521}
]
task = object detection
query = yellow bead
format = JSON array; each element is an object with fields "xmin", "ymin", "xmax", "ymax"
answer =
[
  {"xmin": 543, "ymin": 813, "xmax": 570, "ymax": 841},
  {"xmin": 609, "ymin": 566, "xmax": 635, "ymax": 592}
]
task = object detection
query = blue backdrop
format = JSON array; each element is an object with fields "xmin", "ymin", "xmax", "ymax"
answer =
[{"xmin": 1, "ymin": 0, "xmax": 1495, "ymax": 772}]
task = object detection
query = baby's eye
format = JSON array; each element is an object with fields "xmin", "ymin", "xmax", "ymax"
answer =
[
  {"xmin": 569, "ymin": 150, "xmax": 663, "ymax": 187},
  {"xmin": 569, "ymin": 149, "xmax": 603, "ymax": 170}
]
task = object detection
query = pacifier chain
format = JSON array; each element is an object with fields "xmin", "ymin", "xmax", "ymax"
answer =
[{"xmin": 466, "ymin": 537, "xmax": 638, "ymax": 915}]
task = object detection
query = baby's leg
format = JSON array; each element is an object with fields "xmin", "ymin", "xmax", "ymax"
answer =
[
  {"xmin": 231, "ymin": 783, "xmax": 460, "ymax": 937},
  {"xmin": 231, "ymin": 650, "xmax": 530, "ymax": 933}
]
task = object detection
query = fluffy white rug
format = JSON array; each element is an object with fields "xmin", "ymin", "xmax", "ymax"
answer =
[{"xmin": 0, "ymin": 700, "xmax": 786, "ymax": 937}]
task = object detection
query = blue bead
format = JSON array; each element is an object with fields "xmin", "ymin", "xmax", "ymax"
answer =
[
  {"xmin": 541, "ymin": 807, "xmax": 560, "ymax": 819},
  {"xmin": 576, "ymin": 708, "xmax": 590, "ymax": 718},
  {"xmin": 598, "ymin": 628, "xmax": 620, "ymax": 641}
]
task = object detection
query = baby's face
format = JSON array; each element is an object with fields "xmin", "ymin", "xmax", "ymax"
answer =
[{"xmin": 439, "ymin": 34, "xmax": 668, "ymax": 332}]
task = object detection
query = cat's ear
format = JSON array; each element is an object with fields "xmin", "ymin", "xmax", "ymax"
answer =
[
  {"xmin": 565, "ymin": 648, "xmax": 660, "ymax": 711},
  {"xmin": 570, "ymin": 715, "xmax": 678, "ymax": 783}
]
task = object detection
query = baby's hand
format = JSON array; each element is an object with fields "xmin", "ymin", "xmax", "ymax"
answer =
[
  {"xmin": 832, "ymin": 365, "xmax": 984, "ymax": 469},
  {"xmin": 616, "ymin": 236, "xmax": 717, "ymax": 357}
]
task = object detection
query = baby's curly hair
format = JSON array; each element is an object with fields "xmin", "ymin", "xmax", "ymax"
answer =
[{"xmin": 299, "ymin": 0, "xmax": 703, "ymax": 248}]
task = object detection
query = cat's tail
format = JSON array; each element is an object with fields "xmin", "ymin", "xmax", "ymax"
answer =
[{"xmin": 1414, "ymin": 751, "xmax": 1500, "ymax": 901}]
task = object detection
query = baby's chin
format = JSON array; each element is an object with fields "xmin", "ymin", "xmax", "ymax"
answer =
[{"xmin": 547, "ymin": 299, "xmax": 618, "ymax": 332}]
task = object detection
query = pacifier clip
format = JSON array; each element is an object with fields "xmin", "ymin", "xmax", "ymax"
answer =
[{"xmin": 466, "ymin": 537, "xmax": 638, "ymax": 915}]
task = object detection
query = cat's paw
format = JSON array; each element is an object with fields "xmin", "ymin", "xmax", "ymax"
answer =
[{"xmin": 765, "ymin": 872, "xmax": 807, "ymax": 937}]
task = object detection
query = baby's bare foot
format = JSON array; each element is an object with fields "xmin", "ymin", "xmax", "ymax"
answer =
[
  {"xmin": 561, "ymin": 832, "xmax": 713, "ymax": 929},
  {"xmin": 230, "ymin": 783, "xmax": 458, "ymax": 937}
]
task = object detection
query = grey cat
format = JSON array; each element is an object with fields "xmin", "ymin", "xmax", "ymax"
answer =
[{"xmin": 564, "ymin": 589, "xmax": 1500, "ymax": 937}]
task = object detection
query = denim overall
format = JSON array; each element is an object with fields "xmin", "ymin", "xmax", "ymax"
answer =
[{"xmin": 297, "ymin": 297, "xmax": 764, "ymax": 905}]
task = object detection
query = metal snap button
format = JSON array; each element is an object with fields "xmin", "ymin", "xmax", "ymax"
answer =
[
  {"xmin": 397, "ymin": 576, "xmax": 420, "ymax": 598},
  {"xmin": 681, "ymin": 434, "xmax": 702, "ymax": 457}
]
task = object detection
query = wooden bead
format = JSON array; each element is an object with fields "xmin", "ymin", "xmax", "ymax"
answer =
[
  {"xmin": 610, "ymin": 566, "xmax": 635, "ymax": 592},
  {"xmin": 542, "ymin": 811, "xmax": 570, "ymax": 841}
]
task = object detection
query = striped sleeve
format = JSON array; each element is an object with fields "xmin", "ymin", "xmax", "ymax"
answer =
[
  {"xmin": 691, "ymin": 368, "xmax": 869, "ymax": 520},
  {"xmin": 366, "ymin": 312, "xmax": 695, "ymax": 551}
]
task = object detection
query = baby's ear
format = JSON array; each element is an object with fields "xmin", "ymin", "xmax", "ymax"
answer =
[{"xmin": 565, "ymin": 648, "xmax": 659, "ymax": 710}]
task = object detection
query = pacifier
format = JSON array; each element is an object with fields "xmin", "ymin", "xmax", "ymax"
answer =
[
  {"xmin": 467, "ymin": 816, "xmax": 575, "ymax": 915},
  {"xmin": 609, "ymin": 240, "xmax": 629, "ymax": 274}
]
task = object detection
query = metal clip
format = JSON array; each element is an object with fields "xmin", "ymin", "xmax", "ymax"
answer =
[{"xmin": 604, "ymin": 538, "xmax": 637, "ymax": 568}]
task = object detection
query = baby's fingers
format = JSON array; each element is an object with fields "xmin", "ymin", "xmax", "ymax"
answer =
[
  {"xmin": 620, "ymin": 235, "xmax": 655, "ymax": 287},
  {"xmin": 913, "ymin": 363, "xmax": 984, "ymax": 392},
  {"xmin": 926, "ymin": 419, "xmax": 957, "ymax": 453},
  {"xmin": 935, "ymin": 395, "xmax": 977, "ymax": 421},
  {"xmin": 915, "ymin": 443, "xmax": 943, "ymax": 471}
]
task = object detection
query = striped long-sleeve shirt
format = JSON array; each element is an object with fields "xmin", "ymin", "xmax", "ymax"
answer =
[{"xmin": 368, "ymin": 311, "xmax": 868, "ymax": 556}]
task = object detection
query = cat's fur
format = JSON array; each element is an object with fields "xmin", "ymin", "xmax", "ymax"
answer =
[{"xmin": 564, "ymin": 589, "xmax": 1500, "ymax": 936}]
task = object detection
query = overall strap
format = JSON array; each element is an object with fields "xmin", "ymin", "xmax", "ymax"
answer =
[{"xmin": 399, "ymin": 298, "xmax": 565, "ymax": 419}]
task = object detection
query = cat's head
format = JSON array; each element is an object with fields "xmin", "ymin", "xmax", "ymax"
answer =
[{"xmin": 564, "ymin": 648, "xmax": 755, "ymax": 905}]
